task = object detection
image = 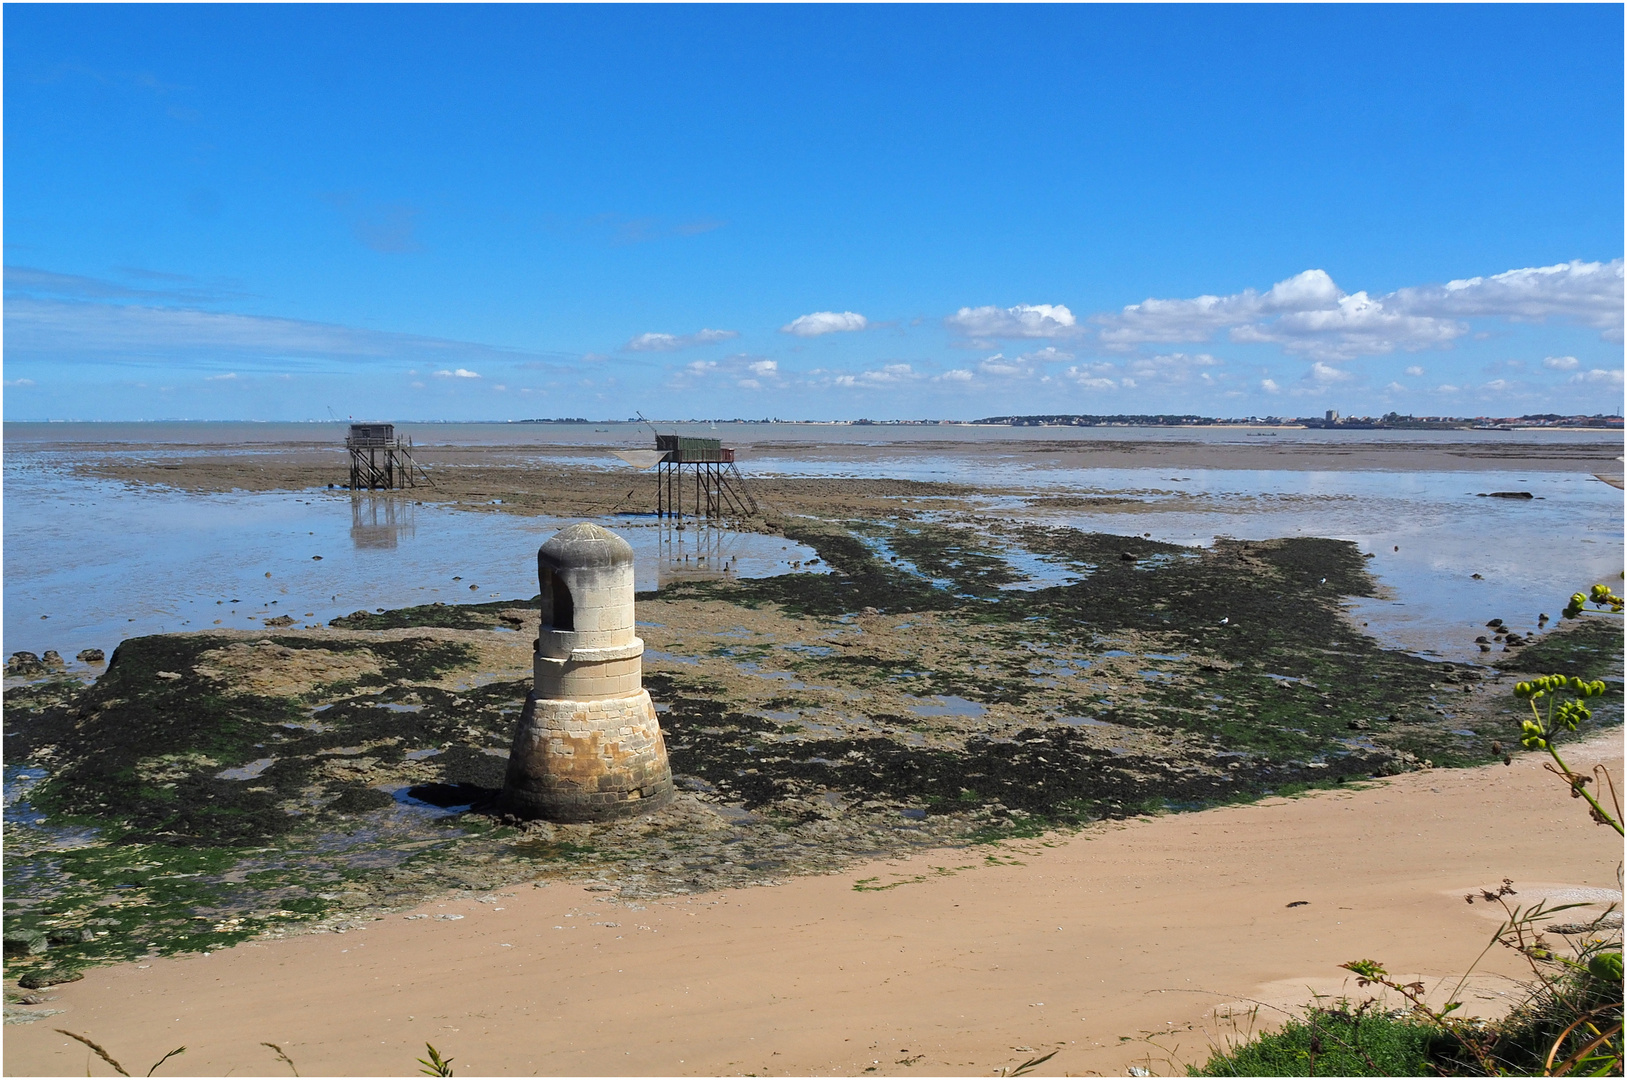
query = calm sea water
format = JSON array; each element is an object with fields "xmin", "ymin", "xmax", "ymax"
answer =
[{"xmin": 3, "ymin": 422, "xmax": 1621, "ymax": 668}]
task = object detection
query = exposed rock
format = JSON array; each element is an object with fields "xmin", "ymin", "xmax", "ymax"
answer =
[
  {"xmin": 6, "ymin": 653, "xmax": 46, "ymax": 677},
  {"xmin": 193, "ymin": 640, "xmax": 383, "ymax": 698},
  {"xmin": 40, "ymin": 651, "xmax": 65, "ymax": 669},
  {"xmin": 76, "ymin": 648, "xmax": 105, "ymax": 663},
  {"xmin": 2, "ymin": 930, "xmax": 48, "ymax": 956},
  {"xmin": 264, "ymin": 615, "xmax": 297, "ymax": 627},
  {"xmin": 18, "ymin": 969, "xmax": 84, "ymax": 990}
]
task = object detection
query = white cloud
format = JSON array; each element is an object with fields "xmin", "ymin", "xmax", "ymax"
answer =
[
  {"xmin": 938, "ymin": 369, "xmax": 974, "ymax": 382},
  {"xmin": 1436, "ymin": 384, "xmax": 1461, "ymax": 393},
  {"xmin": 1066, "ymin": 368, "xmax": 1119, "ymax": 390},
  {"xmin": 833, "ymin": 363, "xmax": 916, "ymax": 388},
  {"xmin": 1093, "ymin": 259, "xmax": 1624, "ymax": 360},
  {"xmin": 4, "ymin": 377, "xmax": 37, "ymax": 387},
  {"xmin": 204, "ymin": 372, "xmax": 238, "ymax": 381},
  {"xmin": 1483, "ymin": 379, "xmax": 1511, "ymax": 391},
  {"xmin": 749, "ymin": 360, "xmax": 778, "ymax": 376},
  {"xmin": 946, "ymin": 303, "xmax": 1077, "ymax": 341},
  {"xmin": 1059, "ymin": 353, "xmax": 1221, "ymax": 391},
  {"xmin": 434, "ymin": 368, "xmax": 481, "ymax": 379},
  {"xmin": 781, "ymin": 311, "xmax": 868, "ymax": 337},
  {"xmin": 1543, "ymin": 355, "xmax": 1581, "ymax": 370},
  {"xmin": 624, "ymin": 328, "xmax": 738, "ymax": 352},
  {"xmin": 1123, "ymin": 352, "xmax": 1222, "ymax": 384},
  {"xmin": 1390, "ymin": 259, "xmax": 1624, "ymax": 340},
  {"xmin": 1570, "ymin": 367, "xmax": 1625, "ymax": 386},
  {"xmin": 1404, "ymin": 365, "xmax": 1424, "ymax": 376},
  {"xmin": 1260, "ymin": 378, "xmax": 1281, "ymax": 393},
  {"xmin": 685, "ymin": 360, "xmax": 717, "ymax": 375},
  {"xmin": 1383, "ymin": 381, "xmax": 1405, "ymax": 392},
  {"xmin": 1308, "ymin": 361, "xmax": 1353, "ymax": 384}
]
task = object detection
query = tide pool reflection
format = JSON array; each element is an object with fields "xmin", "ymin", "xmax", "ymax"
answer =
[
  {"xmin": 654, "ymin": 523, "xmax": 824, "ymax": 588},
  {"xmin": 351, "ymin": 494, "xmax": 417, "ymax": 550}
]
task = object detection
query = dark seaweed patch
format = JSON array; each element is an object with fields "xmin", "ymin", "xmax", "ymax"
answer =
[{"xmin": 327, "ymin": 597, "xmax": 538, "ymax": 631}]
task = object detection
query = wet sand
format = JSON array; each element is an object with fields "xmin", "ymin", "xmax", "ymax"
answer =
[
  {"xmin": 56, "ymin": 433, "xmax": 1627, "ymax": 519},
  {"xmin": 6, "ymin": 731, "xmax": 1620, "ymax": 1078}
]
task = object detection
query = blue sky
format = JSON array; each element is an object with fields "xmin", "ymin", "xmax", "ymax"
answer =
[{"xmin": 4, "ymin": 4, "xmax": 1622, "ymax": 421}]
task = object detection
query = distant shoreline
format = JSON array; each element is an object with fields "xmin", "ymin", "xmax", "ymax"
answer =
[{"xmin": 5, "ymin": 416, "xmax": 1623, "ymax": 431}]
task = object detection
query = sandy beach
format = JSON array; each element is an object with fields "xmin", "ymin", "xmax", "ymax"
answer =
[{"xmin": 5, "ymin": 730, "xmax": 1620, "ymax": 1077}]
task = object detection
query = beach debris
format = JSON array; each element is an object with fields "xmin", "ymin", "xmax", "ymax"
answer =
[
  {"xmin": 1471, "ymin": 573, "xmax": 1483, "ymax": 579},
  {"xmin": 6, "ymin": 652, "xmax": 47, "ymax": 677},
  {"xmin": 155, "ymin": 670, "xmax": 183, "ymax": 681},
  {"xmin": 1478, "ymin": 491, "xmax": 1534, "ymax": 499},
  {"xmin": 1286, "ymin": 900, "xmax": 1309, "ymax": 908},
  {"xmin": 77, "ymin": 648, "xmax": 105, "ymax": 663}
]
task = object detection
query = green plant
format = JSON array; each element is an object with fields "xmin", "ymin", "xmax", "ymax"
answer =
[
  {"xmin": 1189, "ymin": 1000, "xmax": 1442, "ymax": 1076},
  {"xmin": 1512, "ymin": 672, "xmax": 1622, "ymax": 835},
  {"xmin": 417, "ymin": 1042, "xmax": 455, "ymax": 1077}
]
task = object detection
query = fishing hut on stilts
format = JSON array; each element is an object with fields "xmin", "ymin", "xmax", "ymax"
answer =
[
  {"xmin": 345, "ymin": 423, "xmax": 427, "ymax": 491},
  {"xmin": 653, "ymin": 435, "xmax": 758, "ymax": 521}
]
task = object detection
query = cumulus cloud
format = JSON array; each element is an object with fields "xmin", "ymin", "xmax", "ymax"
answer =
[
  {"xmin": 1308, "ymin": 361, "xmax": 1353, "ymax": 384},
  {"xmin": 434, "ymin": 368, "xmax": 481, "ymax": 378},
  {"xmin": 946, "ymin": 303, "xmax": 1077, "ymax": 341},
  {"xmin": 1570, "ymin": 367, "xmax": 1625, "ymax": 386},
  {"xmin": 1093, "ymin": 260, "xmax": 1625, "ymax": 360},
  {"xmin": 1389, "ymin": 260, "xmax": 1624, "ymax": 340},
  {"xmin": 938, "ymin": 369, "xmax": 974, "ymax": 382},
  {"xmin": 5, "ymin": 377, "xmax": 37, "ymax": 387},
  {"xmin": 833, "ymin": 363, "xmax": 916, "ymax": 388},
  {"xmin": 1543, "ymin": 355, "xmax": 1581, "ymax": 370},
  {"xmin": 781, "ymin": 311, "xmax": 868, "ymax": 337},
  {"xmin": 1261, "ymin": 378, "xmax": 1281, "ymax": 393},
  {"xmin": 624, "ymin": 328, "xmax": 738, "ymax": 352},
  {"xmin": 1404, "ymin": 366, "xmax": 1425, "ymax": 376},
  {"xmin": 204, "ymin": 372, "xmax": 238, "ymax": 381},
  {"xmin": 1057, "ymin": 353, "xmax": 1221, "ymax": 391}
]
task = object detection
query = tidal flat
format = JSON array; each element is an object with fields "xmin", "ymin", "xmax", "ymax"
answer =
[{"xmin": 3, "ymin": 424, "xmax": 1622, "ymax": 992}]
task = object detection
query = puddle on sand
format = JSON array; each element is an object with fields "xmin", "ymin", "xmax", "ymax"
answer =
[
  {"xmin": 215, "ymin": 758, "xmax": 276, "ymax": 781},
  {"xmin": 909, "ymin": 695, "xmax": 987, "ymax": 718},
  {"xmin": 1057, "ymin": 715, "xmax": 1114, "ymax": 727}
]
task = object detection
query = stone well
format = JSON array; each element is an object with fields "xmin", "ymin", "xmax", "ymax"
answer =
[{"xmin": 497, "ymin": 522, "xmax": 675, "ymax": 822}]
